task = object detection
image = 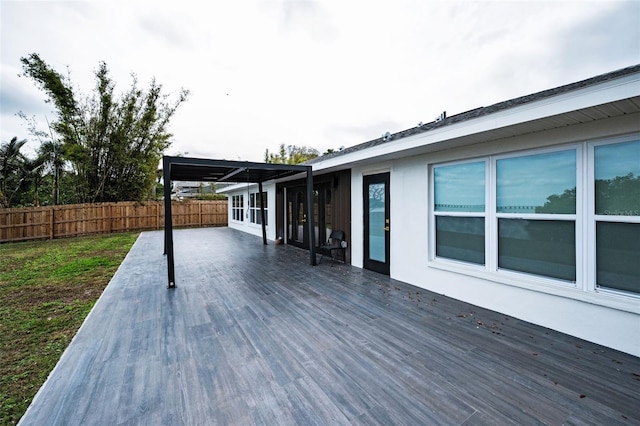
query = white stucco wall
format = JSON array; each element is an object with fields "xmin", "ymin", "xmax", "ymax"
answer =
[
  {"xmin": 225, "ymin": 183, "xmax": 277, "ymax": 241},
  {"xmin": 350, "ymin": 118, "xmax": 640, "ymax": 357},
  {"xmin": 217, "ymin": 112, "xmax": 640, "ymax": 356}
]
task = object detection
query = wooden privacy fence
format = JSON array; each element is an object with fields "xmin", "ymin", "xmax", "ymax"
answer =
[{"xmin": 0, "ymin": 200, "xmax": 228, "ymax": 243}]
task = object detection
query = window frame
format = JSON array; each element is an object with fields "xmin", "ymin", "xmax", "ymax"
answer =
[
  {"xmin": 428, "ymin": 140, "xmax": 640, "ymax": 296},
  {"xmin": 249, "ymin": 191, "xmax": 268, "ymax": 226},
  {"xmin": 491, "ymin": 145, "xmax": 582, "ymax": 286},
  {"xmin": 430, "ymin": 158, "xmax": 489, "ymax": 267},
  {"xmin": 231, "ymin": 194, "xmax": 244, "ymax": 222},
  {"xmin": 587, "ymin": 135, "xmax": 640, "ymax": 297}
]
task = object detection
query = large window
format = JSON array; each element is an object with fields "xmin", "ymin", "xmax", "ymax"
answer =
[
  {"xmin": 231, "ymin": 195, "xmax": 244, "ymax": 222},
  {"xmin": 249, "ymin": 192, "xmax": 268, "ymax": 225},
  {"xmin": 593, "ymin": 140, "xmax": 640, "ymax": 294},
  {"xmin": 433, "ymin": 161, "xmax": 486, "ymax": 265},
  {"xmin": 431, "ymin": 136, "xmax": 640, "ymax": 297},
  {"xmin": 496, "ymin": 150, "xmax": 577, "ymax": 281}
]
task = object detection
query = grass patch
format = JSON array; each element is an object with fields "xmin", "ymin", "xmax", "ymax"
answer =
[{"xmin": 0, "ymin": 233, "xmax": 138, "ymax": 425}]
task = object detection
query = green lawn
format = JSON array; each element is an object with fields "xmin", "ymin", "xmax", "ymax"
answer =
[{"xmin": 0, "ymin": 233, "xmax": 139, "ymax": 425}]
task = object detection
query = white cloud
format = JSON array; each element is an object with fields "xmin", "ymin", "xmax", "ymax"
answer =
[{"xmin": 1, "ymin": 0, "xmax": 639, "ymax": 162}]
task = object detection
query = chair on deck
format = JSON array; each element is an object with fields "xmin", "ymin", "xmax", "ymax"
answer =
[{"xmin": 317, "ymin": 230, "xmax": 346, "ymax": 265}]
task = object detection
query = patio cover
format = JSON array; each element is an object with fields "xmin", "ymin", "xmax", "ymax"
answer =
[{"xmin": 162, "ymin": 155, "xmax": 316, "ymax": 288}]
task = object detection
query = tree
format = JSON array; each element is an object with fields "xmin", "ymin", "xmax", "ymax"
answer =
[
  {"xmin": 535, "ymin": 187, "xmax": 576, "ymax": 214},
  {"xmin": 22, "ymin": 156, "xmax": 46, "ymax": 207},
  {"xmin": 20, "ymin": 53, "xmax": 189, "ymax": 203},
  {"xmin": 322, "ymin": 146, "xmax": 344, "ymax": 156},
  {"xmin": 36, "ymin": 140, "xmax": 65, "ymax": 205},
  {"xmin": 595, "ymin": 173, "xmax": 640, "ymax": 214},
  {"xmin": 0, "ymin": 137, "xmax": 29, "ymax": 208},
  {"xmin": 264, "ymin": 143, "xmax": 319, "ymax": 164},
  {"xmin": 18, "ymin": 112, "xmax": 66, "ymax": 205}
]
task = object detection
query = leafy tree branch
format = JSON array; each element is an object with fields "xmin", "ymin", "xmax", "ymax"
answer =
[{"xmin": 20, "ymin": 53, "xmax": 189, "ymax": 203}]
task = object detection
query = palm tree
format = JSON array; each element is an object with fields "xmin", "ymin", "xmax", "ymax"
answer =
[
  {"xmin": 37, "ymin": 140, "xmax": 65, "ymax": 205},
  {"xmin": 21, "ymin": 156, "xmax": 46, "ymax": 207},
  {"xmin": 0, "ymin": 137, "xmax": 28, "ymax": 208}
]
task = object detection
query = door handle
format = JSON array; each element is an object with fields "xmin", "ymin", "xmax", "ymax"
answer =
[{"xmin": 383, "ymin": 226, "xmax": 390, "ymax": 231}]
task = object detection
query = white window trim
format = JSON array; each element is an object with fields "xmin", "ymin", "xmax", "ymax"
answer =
[
  {"xmin": 429, "ymin": 158, "xmax": 489, "ymax": 267},
  {"xmin": 428, "ymin": 135, "xmax": 640, "ymax": 313},
  {"xmin": 492, "ymin": 145, "xmax": 582, "ymax": 288},
  {"xmin": 248, "ymin": 191, "xmax": 268, "ymax": 227},
  {"xmin": 587, "ymin": 134, "xmax": 640, "ymax": 297},
  {"xmin": 231, "ymin": 195, "xmax": 244, "ymax": 223}
]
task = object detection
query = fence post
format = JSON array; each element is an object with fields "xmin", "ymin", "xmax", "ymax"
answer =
[
  {"xmin": 49, "ymin": 207, "xmax": 54, "ymax": 240},
  {"xmin": 109, "ymin": 204, "xmax": 113, "ymax": 234}
]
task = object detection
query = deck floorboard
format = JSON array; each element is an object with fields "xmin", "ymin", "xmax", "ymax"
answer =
[{"xmin": 19, "ymin": 227, "xmax": 640, "ymax": 425}]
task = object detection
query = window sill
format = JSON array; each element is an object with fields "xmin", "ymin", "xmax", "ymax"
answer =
[{"xmin": 428, "ymin": 259, "xmax": 640, "ymax": 314}]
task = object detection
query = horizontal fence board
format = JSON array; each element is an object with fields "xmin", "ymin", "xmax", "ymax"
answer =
[{"xmin": 0, "ymin": 200, "xmax": 228, "ymax": 243}]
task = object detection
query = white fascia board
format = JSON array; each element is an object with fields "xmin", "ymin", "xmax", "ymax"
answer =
[{"xmin": 311, "ymin": 72, "xmax": 640, "ymax": 172}]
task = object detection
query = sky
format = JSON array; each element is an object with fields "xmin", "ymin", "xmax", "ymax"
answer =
[{"xmin": 1, "ymin": 0, "xmax": 639, "ymax": 163}]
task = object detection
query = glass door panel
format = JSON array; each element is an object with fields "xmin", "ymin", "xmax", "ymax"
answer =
[
  {"xmin": 295, "ymin": 191, "xmax": 306, "ymax": 245},
  {"xmin": 368, "ymin": 183, "xmax": 386, "ymax": 262},
  {"xmin": 364, "ymin": 173, "xmax": 390, "ymax": 275},
  {"xmin": 287, "ymin": 187, "xmax": 308, "ymax": 249}
]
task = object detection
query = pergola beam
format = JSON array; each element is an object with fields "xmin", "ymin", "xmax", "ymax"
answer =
[
  {"xmin": 218, "ymin": 167, "xmax": 247, "ymax": 182},
  {"xmin": 306, "ymin": 166, "xmax": 317, "ymax": 265},
  {"xmin": 258, "ymin": 181, "xmax": 267, "ymax": 245},
  {"xmin": 163, "ymin": 155, "xmax": 314, "ymax": 288},
  {"xmin": 163, "ymin": 156, "xmax": 176, "ymax": 288}
]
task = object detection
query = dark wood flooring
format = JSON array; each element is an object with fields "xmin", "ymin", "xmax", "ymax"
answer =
[{"xmin": 19, "ymin": 227, "xmax": 640, "ymax": 425}]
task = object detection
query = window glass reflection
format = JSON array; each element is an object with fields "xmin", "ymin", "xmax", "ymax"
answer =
[
  {"xmin": 596, "ymin": 222, "xmax": 640, "ymax": 294},
  {"xmin": 434, "ymin": 162, "xmax": 485, "ymax": 212},
  {"xmin": 436, "ymin": 216, "xmax": 485, "ymax": 265},
  {"xmin": 497, "ymin": 150, "xmax": 576, "ymax": 214},
  {"xmin": 296, "ymin": 191, "xmax": 304, "ymax": 244},
  {"xmin": 369, "ymin": 183, "xmax": 385, "ymax": 262},
  {"xmin": 313, "ymin": 190, "xmax": 319, "ymax": 243},
  {"xmin": 595, "ymin": 140, "xmax": 640, "ymax": 216},
  {"xmin": 498, "ymin": 219, "xmax": 575, "ymax": 281}
]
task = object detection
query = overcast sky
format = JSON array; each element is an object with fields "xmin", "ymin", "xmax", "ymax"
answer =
[{"xmin": 1, "ymin": 0, "xmax": 639, "ymax": 162}]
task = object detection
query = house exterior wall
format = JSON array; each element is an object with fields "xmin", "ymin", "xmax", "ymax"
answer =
[
  {"xmin": 218, "ymin": 68, "xmax": 639, "ymax": 356},
  {"xmin": 226, "ymin": 183, "xmax": 277, "ymax": 241},
  {"xmin": 276, "ymin": 170, "xmax": 352, "ymax": 262},
  {"xmin": 350, "ymin": 114, "xmax": 640, "ymax": 357}
]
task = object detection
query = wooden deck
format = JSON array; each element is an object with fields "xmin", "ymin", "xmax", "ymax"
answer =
[{"xmin": 19, "ymin": 228, "xmax": 640, "ymax": 425}]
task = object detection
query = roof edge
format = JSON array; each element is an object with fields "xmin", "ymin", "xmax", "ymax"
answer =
[{"xmin": 307, "ymin": 63, "xmax": 640, "ymax": 165}]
